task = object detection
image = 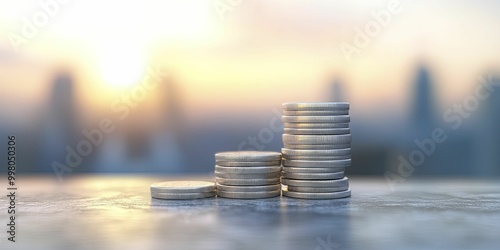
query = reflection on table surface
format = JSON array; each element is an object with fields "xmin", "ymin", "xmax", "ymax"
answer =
[{"xmin": 3, "ymin": 175, "xmax": 500, "ymax": 250}]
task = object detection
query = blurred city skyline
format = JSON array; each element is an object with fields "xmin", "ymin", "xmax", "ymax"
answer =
[
  {"xmin": 1, "ymin": 62, "xmax": 499, "ymax": 177},
  {"xmin": 1, "ymin": 0, "xmax": 499, "ymax": 176}
]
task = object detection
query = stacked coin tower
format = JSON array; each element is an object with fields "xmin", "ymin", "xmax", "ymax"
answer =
[
  {"xmin": 214, "ymin": 151, "xmax": 282, "ymax": 199},
  {"xmin": 280, "ymin": 102, "xmax": 352, "ymax": 199}
]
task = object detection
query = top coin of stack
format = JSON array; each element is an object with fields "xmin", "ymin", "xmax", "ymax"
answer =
[
  {"xmin": 214, "ymin": 151, "xmax": 282, "ymax": 199},
  {"xmin": 281, "ymin": 102, "xmax": 351, "ymax": 199}
]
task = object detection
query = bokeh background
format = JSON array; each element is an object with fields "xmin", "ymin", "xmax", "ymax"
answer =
[{"xmin": 1, "ymin": 0, "xmax": 499, "ymax": 177}]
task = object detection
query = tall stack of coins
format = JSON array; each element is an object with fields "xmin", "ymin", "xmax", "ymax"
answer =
[
  {"xmin": 215, "ymin": 151, "xmax": 282, "ymax": 199},
  {"xmin": 281, "ymin": 102, "xmax": 352, "ymax": 199}
]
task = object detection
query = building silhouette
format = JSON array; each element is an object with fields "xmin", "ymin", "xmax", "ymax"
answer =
[
  {"xmin": 411, "ymin": 66, "xmax": 437, "ymax": 133},
  {"xmin": 149, "ymin": 76, "xmax": 186, "ymax": 172},
  {"xmin": 39, "ymin": 71, "xmax": 78, "ymax": 172},
  {"xmin": 408, "ymin": 65, "xmax": 477, "ymax": 176},
  {"xmin": 330, "ymin": 78, "xmax": 345, "ymax": 102},
  {"xmin": 473, "ymin": 73, "xmax": 500, "ymax": 176}
]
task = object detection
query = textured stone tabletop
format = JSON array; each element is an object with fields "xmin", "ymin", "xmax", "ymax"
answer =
[{"xmin": 1, "ymin": 175, "xmax": 500, "ymax": 250}]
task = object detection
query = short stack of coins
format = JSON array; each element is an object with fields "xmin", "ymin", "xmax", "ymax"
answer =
[
  {"xmin": 150, "ymin": 181, "xmax": 216, "ymax": 200},
  {"xmin": 215, "ymin": 151, "xmax": 282, "ymax": 199},
  {"xmin": 281, "ymin": 102, "xmax": 352, "ymax": 199}
]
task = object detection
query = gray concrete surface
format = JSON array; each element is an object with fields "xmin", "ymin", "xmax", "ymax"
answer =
[{"xmin": 1, "ymin": 175, "xmax": 499, "ymax": 250}]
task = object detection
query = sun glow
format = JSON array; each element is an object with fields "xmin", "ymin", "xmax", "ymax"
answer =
[
  {"xmin": 97, "ymin": 41, "xmax": 146, "ymax": 88},
  {"xmin": 72, "ymin": 0, "xmax": 215, "ymax": 88}
]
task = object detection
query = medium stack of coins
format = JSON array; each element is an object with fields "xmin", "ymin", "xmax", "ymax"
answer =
[
  {"xmin": 215, "ymin": 151, "xmax": 282, "ymax": 199},
  {"xmin": 281, "ymin": 102, "xmax": 352, "ymax": 199}
]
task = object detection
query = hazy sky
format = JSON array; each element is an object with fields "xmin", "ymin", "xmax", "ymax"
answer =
[{"xmin": 1, "ymin": 0, "xmax": 500, "ymax": 125}]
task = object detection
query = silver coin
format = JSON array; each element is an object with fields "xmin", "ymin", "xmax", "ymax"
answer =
[
  {"xmin": 214, "ymin": 171, "xmax": 280, "ymax": 179},
  {"xmin": 282, "ymin": 171, "xmax": 345, "ymax": 180},
  {"xmin": 283, "ymin": 110, "xmax": 349, "ymax": 116},
  {"xmin": 217, "ymin": 184, "xmax": 281, "ymax": 192},
  {"xmin": 151, "ymin": 191, "xmax": 216, "ymax": 200},
  {"xmin": 282, "ymin": 115, "xmax": 350, "ymax": 123},
  {"xmin": 215, "ymin": 151, "xmax": 281, "ymax": 162},
  {"xmin": 282, "ymin": 148, "xmax": 351, "ymax": 156},
  {"xmin": 282, "ymin": 166, "xmax": 345, "ymax": 173},
  {"xmin": 282, "ymin": 189, "xmax": 351, "ymax": 199},
  {"xmin": 215, "ymin": 160, "xmax": 281, "ymax": 167},
  {"xmin": 286, "ymin": 185, "xmax": 349, "ymax": 193},
  {"xmin": 283, "ymin": 159, "xmax": 351, "ymax": 168},
  {"xmin": 284, "ymin": 122, "xmax": 349, "ymax": 129},
  {"xmin": 282, "ymin": 154, "xmax": 351, "ymax": 160},
  {"xmin": 215, "ymin": 165, "xmax": 281, "ymax": 174},
  {"xmin": 217, "ymin": 190, "xmax": 281, "ymax": 199},
  {"xmin": 216, "ymin": 177, "xmax": 280, "ymax": 186},
  {"xmin": 150, "ymin": 181, "xmax": 216, "ymax": 193},
  {"xmin": 283, "ymin": 134, "xmax": 351, "ymax": 145},
  {"xmin": 283, "ymin": 143, "xmax": 351, "ymax": 150},
  {"xmin": 284, "ymin": 128, "xmax": 351, "ymax": 135},
  {"xmin": 282, "ymin": 177, "xmax": 349, "ymax": 187},
  {"xmin": 282, "ymin": 102, "xmax": 350, "ymax": 111}
]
